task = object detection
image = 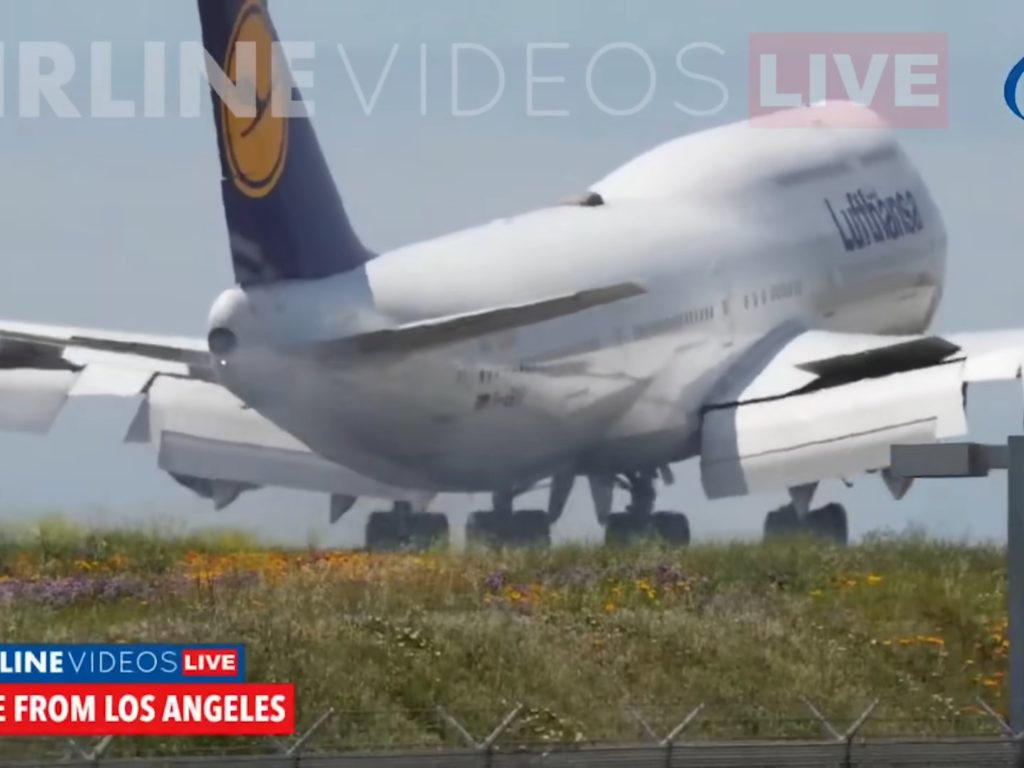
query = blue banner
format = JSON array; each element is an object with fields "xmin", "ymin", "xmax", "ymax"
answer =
[{"xmin": 0, "ymin": 644, "xmax": 245, "ymax": 683}]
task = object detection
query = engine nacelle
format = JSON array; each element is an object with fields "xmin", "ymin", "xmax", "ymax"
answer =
[{"xmin": 167, "ymin": 473, "xmax": 260, "ymax": 511}]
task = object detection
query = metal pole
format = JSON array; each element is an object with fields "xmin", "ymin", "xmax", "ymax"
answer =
[{"xmin": 1009, "ymin": 436, "xmax": 1024, "ymax": 733}]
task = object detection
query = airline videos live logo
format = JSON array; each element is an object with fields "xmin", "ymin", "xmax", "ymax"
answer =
[
  {"xmin": 0, "ymin": 644, "xmax": 245, "ymax": 683},
  {"xmin": 748, "ymin": 33, "xmax": 948, "ymax": 128},
  {"xmin": 0, "ymin": 644, "xmax": 295, "ymax": 737}
]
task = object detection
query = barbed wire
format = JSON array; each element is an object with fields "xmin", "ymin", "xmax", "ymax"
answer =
[{"xmin": 0, "ymin": 695, "xmax": 1017, "ymax": 762}]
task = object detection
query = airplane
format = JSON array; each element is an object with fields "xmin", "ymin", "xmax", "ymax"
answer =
[{"xmin": 1, "ymin": 0, "xmax": 1022, "ymax": 550}]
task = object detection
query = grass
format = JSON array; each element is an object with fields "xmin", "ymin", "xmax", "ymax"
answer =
[{"xmin": 0, "ymin": 519, "xmax": 1012, "ymax": 756}]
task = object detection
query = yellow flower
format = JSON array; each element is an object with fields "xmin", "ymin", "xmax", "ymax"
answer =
[
  {"xmin": 866, "ymin": 574, "xmax": 884, "ymax": 586},
  {"xmin": 603, "ymin": 602, "xmax": 617, "ymax": 614}
]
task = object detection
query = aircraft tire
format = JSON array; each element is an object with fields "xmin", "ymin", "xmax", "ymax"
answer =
[
  {"xmin": 466, "ymin": 511, "xmax": 501, "ymax": 549},
  {"xmin": 409, "ymin": 513, "xmax": 451, "ymax": 551},
  {"xmin": 513, "ymin": 509, "xmax": 551, "ymax": 548},
  {"xmin": 807, "ymin": 503, "xmax": 848, "ymax": 546},
  {"xmin": 763, "ymin": 504, "xmax": 800, "ymax": 541},
  {"xmin": 366, "ymin": 511, "xmax": 450, "ymax": 552},
  {"xmin": 365, "ymin": 511, "xmax": 404, "ymax": 552},
  {"xmin": 652, "ymin": 511, "xmax": 690, "ymax": 547},
  {"xmin": 465, "ymin": 510, "xmax": 550, "ymax": 549},
  {"xmin": 604, "ymin": 513, "xmax": 649, "ymax": 546}
]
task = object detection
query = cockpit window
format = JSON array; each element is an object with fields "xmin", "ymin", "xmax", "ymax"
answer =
[{"xmin": 560, "ymin": 191, "xmax": 605, "ymax": 207}]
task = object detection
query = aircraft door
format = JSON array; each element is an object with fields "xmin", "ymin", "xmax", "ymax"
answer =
[{"xmin": 711, "ymin": 257, "xmax": 735, "ymax": 347}]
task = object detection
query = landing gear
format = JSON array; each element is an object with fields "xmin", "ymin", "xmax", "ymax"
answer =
[
  {"xmin": 601, "ymin": 469, "xmax": 690, "ymax": 547},
  {"xmin": 465, "ymin": 492, "xmax": 552, "ymax": 549},
  {"xmin": 763, "ymin": 502, "xmax": 848, "ymax": 545},
  {"xmin": 365, "ymin": 502, "xmax": 450, "ymax": 552}
]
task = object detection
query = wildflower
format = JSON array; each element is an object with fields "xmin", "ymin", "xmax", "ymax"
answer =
[
  {"xmin": 484, "ymin": 571, "xmax": 507, "ymax": 593},
  {"xmin": 604, "ymin": 602, "xmax": 616, "ymax": 614},
  {"xmin": 866, "ymin": 574, "xmax": 884, "ymax": 586}
]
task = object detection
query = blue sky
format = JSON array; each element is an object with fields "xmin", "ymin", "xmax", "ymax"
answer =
[{"xmin": 0, "ymin": 0, "xmax": 1022, "ymax": 545}]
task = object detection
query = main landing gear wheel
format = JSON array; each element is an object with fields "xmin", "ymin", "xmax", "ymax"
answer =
[
  {"xmin": 763, "ymin": 503, "xmax": 848, "ymax": 546},
  {"xmin": 365, "ymin": 502, "xmax": 450, "ymax": 552},
  {"xmin": 602, "ymin": 469, "xmax": 690, "ymax": 547},
  {"xmin": 605, "ymin": 510, "xmax": 691, "ymax": 547},
  {"xmin": 465, "ymin": 508, "xmax": 551, "ymax": 549}
]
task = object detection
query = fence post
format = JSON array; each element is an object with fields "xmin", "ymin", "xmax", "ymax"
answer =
[
  {"xmin": 626, "ymin": 704, "xmax": 705, "ymax": 768},
  {"xmin": 64, "ymin": 735, "xmax": 114, "ymax": 765},
  {"xmin": 436, "ymin": 703, "xmax": 524, "ymax": 765},
  {"xmin": 802, "ymin": 696, "xmax": 878, "ymax": 768},
  {"xmin": 976, "ymin": 697, "xmax": 1024, "ymax": 768},
  {"xmin": 267, "ymin": 706, "xmax": 335, "ymax": 764}
]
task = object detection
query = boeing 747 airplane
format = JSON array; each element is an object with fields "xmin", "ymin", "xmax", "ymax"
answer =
[{"xmin": 1, "ymin": 0, "xmax": 1021, "ymax": 549}]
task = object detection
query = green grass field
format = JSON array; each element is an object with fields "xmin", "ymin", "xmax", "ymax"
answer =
[{"xmin": 0, "ymin": 520, "xmax": 1012, "ymax": 756}]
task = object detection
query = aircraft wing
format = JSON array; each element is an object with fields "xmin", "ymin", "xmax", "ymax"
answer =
[
  {"xmin": 128, "ymin": 376, "xmax": 425, "ymax": 504},
  {"xmin": 0, "ymin": 322, "xmax": 419, "ymax": 505},
  {"xmin": 700, "ymin": 326, "xmax": 1024, "ymax": 500}
]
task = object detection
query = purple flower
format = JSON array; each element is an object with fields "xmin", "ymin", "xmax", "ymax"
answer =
[{"xmin": 484, "ymin": 571, "xmax": 507, "ymax": 593}]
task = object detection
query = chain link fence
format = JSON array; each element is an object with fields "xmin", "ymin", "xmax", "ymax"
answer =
[
  {"xmin": 3, "ymin": 699, "xmax": 1024, "ymax": 767},
  {"xmin": 1, "ymin": 738, "xmax": 1022, "ymax": 768}
]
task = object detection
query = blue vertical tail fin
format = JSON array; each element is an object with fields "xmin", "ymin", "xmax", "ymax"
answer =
[{"xmin": 198, "ymin": 0, "xmax": 373, "ymax": 286}]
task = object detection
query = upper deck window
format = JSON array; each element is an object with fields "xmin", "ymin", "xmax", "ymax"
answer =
[{"xmin": 774, "ymin": 160, "xmax": 851, "ymax": 188}]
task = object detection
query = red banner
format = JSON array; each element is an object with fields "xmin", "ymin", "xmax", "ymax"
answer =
[{"xmin": 0, "ymin": 683, "xmax": 294, "ymax": 736}]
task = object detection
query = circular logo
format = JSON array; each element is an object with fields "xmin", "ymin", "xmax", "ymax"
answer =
[
  {"xmin": 221, "ymin": 0, "xmax": 289, "ymax": 198},
  {"xmin": 1005, "ymin": 56, "xmax": 1024, "ymax": 121}
]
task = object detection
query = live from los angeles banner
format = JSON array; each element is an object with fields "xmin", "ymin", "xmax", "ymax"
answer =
[{"xmin": 0, "ymin": 644, "xmax": 294, "ymax": 736}]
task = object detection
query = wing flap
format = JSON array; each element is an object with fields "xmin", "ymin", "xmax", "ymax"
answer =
[
  {"xmin": 701, "ymin": 362, "xmax": 967, "ymax": 499},
  {"xmin": 795, "ymin": 336, "xmax": 960, "ymax": 383},
  {"xmin": 700, "ymin": 326, "xmax": 1024, "ymax": 500},
  {"xmin": 0, "ymin": 369, "xmax": 78, "ymax": 434},
  {"xmin": 68, "ymin": 365, "xmax": 155, "ymax": 398}
]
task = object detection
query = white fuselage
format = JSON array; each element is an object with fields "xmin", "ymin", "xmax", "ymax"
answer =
[{"xmin": 208, "ymin": 104, "xmax": 948, "ymax": 494}]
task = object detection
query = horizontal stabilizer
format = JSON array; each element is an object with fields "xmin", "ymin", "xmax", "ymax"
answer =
[
  {"xmin": 0, "ymin": 322, "xmax": 210, "ymax": 378},
  {"xmin": 0, "ymin": 329, "xmax": 207, "ymax": 368},
  {"xmin": 321, "ymin": 282, "xmax": 645, "ymax": 357}
]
